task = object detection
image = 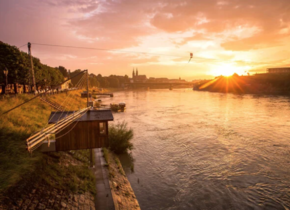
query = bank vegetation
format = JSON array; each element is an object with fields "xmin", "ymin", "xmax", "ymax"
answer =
[{"xmin": 0, "ymin": 90, "xmax": 96, "ymax": 208}]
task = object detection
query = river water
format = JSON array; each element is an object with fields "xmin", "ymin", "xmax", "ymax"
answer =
[{"xmin": 104, "ymin": 89, "xmax": 290, "ymax": 210}]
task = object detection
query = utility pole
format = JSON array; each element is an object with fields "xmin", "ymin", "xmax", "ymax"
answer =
[
  {"xmin": 86, "ymin": 69, "xmax": 93, "ymax": 167},
  {"xmin": 86, "ymin": 69, "xmax": 89, "ymax": 107},
  {"xmin": 3, "ymin": 68, "xmax": 8, "ymax": 94},
  {"xmin": 28, "ymin": 42, "xmax": 36, "ymax": 92}
]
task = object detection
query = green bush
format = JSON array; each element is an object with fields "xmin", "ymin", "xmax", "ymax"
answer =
[
  {"xmin": 109, "ymin": 122, "xmax": 133, "ymax": 154},
  {"xmin": 110, "ymin": 104, "xmax": 119, "ymax": 112}
]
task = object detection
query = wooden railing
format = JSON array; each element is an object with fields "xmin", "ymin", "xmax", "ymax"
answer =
[{"xmin": 26, "ymin": 107, "xmax": 90, "ymax": 152}]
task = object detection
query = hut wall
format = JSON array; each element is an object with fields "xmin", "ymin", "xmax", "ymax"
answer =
[{"xmin": 55, "ymin": 121, "xmax": 109, "ymax": 151}]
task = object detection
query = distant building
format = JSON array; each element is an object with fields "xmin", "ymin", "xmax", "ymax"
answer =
[
  {"xmin": 169, "ymin": 78, "xmax": 186, "ymax": 83},
  {"xmin": 58, "ymin": 77, "xmax": 72, "ymax": 90},
  {"xmin": 132, "ymin": 68, "xmax": 147, "ymax": 83},
  {"xmin": 129, "ymin": 70, "xmax": 187, "ymax": 83},
  {"xmin": 267, "ymin": 67, "xmax": 290, "ymax": 74},
  {"xmin": 154, "ymin": 78, "xmax": 168, "ymax": 83}
]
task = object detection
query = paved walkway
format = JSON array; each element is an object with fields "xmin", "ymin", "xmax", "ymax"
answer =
[{"xmin": 93, "ymin": 148, "xmax": 115, "ymax": 210}]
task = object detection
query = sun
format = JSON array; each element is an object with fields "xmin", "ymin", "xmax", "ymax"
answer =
[{"xmin": 211, "ymin": 64, "xmax": 239, "ymax": 77}]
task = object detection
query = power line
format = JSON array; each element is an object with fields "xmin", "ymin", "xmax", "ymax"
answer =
[
  {"xmin": 18, "ymin": 43, "xmax": 27, "ymax": 49},
  {"xmin": 1, "ymin": 94, "xmax": 41, "ymax": 115},
  {"xmin": 31, "ymin": 42, "xmax": 184, "ymax": 58}
]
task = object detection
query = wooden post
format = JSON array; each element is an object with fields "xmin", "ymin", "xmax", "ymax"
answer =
[
  {"xmin": 14, "ymin": 83, "xmax": 18, "ymax": 94},
  {"xmin": 86, "ymin": 70, "xmax": 94, "ymax": 167},
  {"xmin": 90, "ymin": 149, "xmax": 94, "ymax": 167},
  {"xmin": 28, "ymin": 42, "xmax": 36, "ymax": 92},
  {"xmin": 86, "ymin": 70, "xmax": 89, "ymax": 107}
]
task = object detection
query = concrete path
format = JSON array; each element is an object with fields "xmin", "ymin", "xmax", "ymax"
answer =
[{"xmin": 93, "ymin": 148, "xmax": 115, "ymax": 210}]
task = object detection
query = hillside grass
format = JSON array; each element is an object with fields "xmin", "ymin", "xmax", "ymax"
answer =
[{"xmin": 0, "ymin": 89, "xmax": 93, "ymax": 196}]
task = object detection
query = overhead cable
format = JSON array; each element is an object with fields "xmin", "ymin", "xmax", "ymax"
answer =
[
  {"xmin": 31, "ymin": 42, "xmax": 183, "ymax": 58},
  {"xmin": 18, "ymin": 44, "xmax": 27, "ymax": 49}
]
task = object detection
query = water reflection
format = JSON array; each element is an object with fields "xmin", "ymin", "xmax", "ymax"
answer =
[
  {"xmin": 103, "ymin": 89, "xmax": 290, "ymax": 210},
  {"xmin": 118, "ymin": 152, "xmax": 135, "ymax": 174}
]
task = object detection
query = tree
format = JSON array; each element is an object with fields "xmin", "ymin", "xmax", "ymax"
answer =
[
  {"xmin": 70, "ymin": 69, "xmax": 85, "ymax": 87},
  {"xmin": 0, "ymin": 41, "xmax": 65, "ymax": 93},
  {"xmin": 99, "ymin": 78, "xmax": 110, "ymax": 88},
  {"xmin": 89, "ymin": 74, "xmax": 100, "ymax": 88},
  {"xmin": 57, "ymin": 66, "xmax": 68, "ymax": 77},
  {"xmin": 108, "ymin": 77, "xmax": 119, "ymax": 88},
  {"xmin": 0, "ymin": 41, "xmax": 30, "ymax": 93}
]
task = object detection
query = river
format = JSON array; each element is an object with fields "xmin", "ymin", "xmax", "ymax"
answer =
[{"xmin": 103, "ymin": 89, "xmax": 290, "ymax": 210}]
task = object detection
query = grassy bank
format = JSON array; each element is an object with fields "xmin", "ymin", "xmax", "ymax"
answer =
[{"xmin": 0, "ymin": 89, "xmax": 94, "ymax": 198}]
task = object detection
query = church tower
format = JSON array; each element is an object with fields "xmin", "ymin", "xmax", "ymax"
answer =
[{"xmin": 132, "ymin": 68, "xmax": 135, "ymax": 79}]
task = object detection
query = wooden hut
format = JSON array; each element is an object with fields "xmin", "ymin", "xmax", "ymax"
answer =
[{"xmin": 43, "ymin": 110, "xmax": 113, "ymax": 152}]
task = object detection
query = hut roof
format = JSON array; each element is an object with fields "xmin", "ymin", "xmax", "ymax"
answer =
[{"xmin": 48, "ymin": 110, "xmax": 114, "ymax": 124}]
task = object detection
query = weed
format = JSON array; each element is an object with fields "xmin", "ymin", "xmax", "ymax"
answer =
[
  {"xmin": 102, "ymin": 148, "xmax": 109, "ymax": 164},
  {"xmin": 114, "ymin": 156, "xmax": 125, "ymax": 176}
]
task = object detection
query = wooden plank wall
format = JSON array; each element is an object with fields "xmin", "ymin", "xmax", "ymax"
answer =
[{"xmin": 55, "ymin": 121, "xmax": 109, "ymax": 151}]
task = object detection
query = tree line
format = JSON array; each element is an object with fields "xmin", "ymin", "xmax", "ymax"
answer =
[
  {"xmin": 63, "ymin": 70, "xmax": 130, "ymax": 88},
  {"xmin": 0, "ymin": 41, "xmax": 64, "ymax": 94},
  {"xmin": 0, "ymin": 41, "xmax": 130, "ymax": 94}
]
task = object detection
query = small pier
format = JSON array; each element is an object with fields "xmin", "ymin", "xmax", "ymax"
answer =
[{"xmin": 94, "ymin": 93, "xmax": 114, "ymax": 97}]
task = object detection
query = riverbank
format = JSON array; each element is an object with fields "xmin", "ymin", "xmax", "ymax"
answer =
[
  {"xmin": 103, "ymin": 148, "xmax": 140, "ymax": 210},
  {"xmin": 196, "ymin": 73, "xmax": 290, "ymax": 95},
  {"xmin": 0, "ymin": 90, "xmax": 97, "ymax": 209}
]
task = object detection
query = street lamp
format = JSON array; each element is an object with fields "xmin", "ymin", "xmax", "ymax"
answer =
[{"xmin": 3, "ymin": 68, "xmax": 8, "ymax": 92}]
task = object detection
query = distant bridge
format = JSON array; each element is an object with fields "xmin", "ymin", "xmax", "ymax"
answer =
[{"xmin": 125, "ymin": 82, "xmax": 195, "ymax": 89}]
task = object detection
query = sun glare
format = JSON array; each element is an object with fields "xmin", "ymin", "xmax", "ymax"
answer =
[{"xmin": 211, "ymin": 64, "xmax": 240, "ymax": 77}]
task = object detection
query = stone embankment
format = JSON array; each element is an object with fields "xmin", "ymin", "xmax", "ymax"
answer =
[{"xmin": 103, "ymin": 149, "xmax": 140, "ymax": 210}]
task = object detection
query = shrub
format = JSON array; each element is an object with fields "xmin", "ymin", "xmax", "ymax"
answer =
[
  {"xmin": 109, "ymin": 122, "xmax": 133, "ymax": 154},
  {"xmin": 110, "ymin": 103, "xmax": 119, "ymax": 112}
]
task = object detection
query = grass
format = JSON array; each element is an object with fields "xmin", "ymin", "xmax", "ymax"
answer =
[
  {"xmin": 0, "ymin": 89, "xmax": 94, "ymax": 196},
  {"xmin": 42, "ymin": 151, "xmax": 96, "ymax": 194},
  {"xmin": 102, "ymin": 148, "xmax": 110, "ymax": 165},
  {"xmin": 130, "ymin": 164, "xmax": 134, "ymax": 173},
  {"xmin": 102, "ymin": 148, "xmax": 126, "ymax": 177},
  {"xmin": 114, "ymin": 156, "xmax": 125, "ymax": 176}
]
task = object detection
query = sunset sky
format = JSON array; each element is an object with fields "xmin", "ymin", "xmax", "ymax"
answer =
[{"xmin": 1, "ymin": 0, "xmax": 290, "ymax": 80}]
